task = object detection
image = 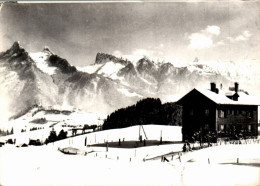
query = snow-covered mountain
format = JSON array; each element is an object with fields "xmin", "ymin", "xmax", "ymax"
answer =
[{"xmin": 0, "ymin": 42, "xmax": 258, "ymax": 124}]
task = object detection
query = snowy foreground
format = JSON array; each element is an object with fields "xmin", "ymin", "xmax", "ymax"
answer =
[{"xmin": 0, "ymin": 125, "xmax": 260, "ymax": 186}]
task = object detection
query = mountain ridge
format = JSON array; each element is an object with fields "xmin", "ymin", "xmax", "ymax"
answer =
[{"xmin": 1, "ymin": 42, "xmax": 258, "ymax": 124}]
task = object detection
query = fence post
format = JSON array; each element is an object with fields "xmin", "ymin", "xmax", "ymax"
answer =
[
  {"xmin": 208, "ymin": 158, "xmax": 210, "ymax": 164},
  {"xmin": 237, "ymin": 158, "xmax": 239, "ymax": 164}
]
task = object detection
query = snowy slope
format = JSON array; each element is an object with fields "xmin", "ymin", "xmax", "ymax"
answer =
[
  {"xmin": 77, "ymin": 63, "xmax": 103, "ymax": 74},
  {"xmin": 0, "ymin": 106, "xmax": 107, "ymax": 144},
  {"xmin": 53, "ymin": 125, "xmax": 182, "ymax": 148},
  {"xmin": 30, "ymin": 49, "xmax": 57, "ymax": 75}
]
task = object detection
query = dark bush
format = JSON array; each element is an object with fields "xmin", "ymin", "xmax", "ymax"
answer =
[
  {"xmin": 58, "ymin": 129, "xmax": 67, "ymax": 140},
  {"xmin": 45, "ymin": 130, "xmax": 57, "ymax": 144}
]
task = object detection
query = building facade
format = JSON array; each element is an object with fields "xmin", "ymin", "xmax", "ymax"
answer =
[{"xmin": 177, "ymin": 82, "xmax": 259, "ymax": 141}]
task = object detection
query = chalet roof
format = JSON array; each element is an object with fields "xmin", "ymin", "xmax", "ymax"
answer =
[{"xmin": 194, "ymin": 88, "xmax": 260, "ymax": 106}]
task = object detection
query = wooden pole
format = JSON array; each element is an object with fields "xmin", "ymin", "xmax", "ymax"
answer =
[
  {"xmin": 85, "ymin": 137, "xmax": 87, "ymax": 146},
  {"xmin": 141, "ymin": 125, "xmax": 148, "ymax": 139},
  {"xmin": 160, "ymin": 130, "xmax": 162, "ymax": 144},
  {"xmin": 139, "ymin": 125, "xmax": 141, "ymax": 141}
]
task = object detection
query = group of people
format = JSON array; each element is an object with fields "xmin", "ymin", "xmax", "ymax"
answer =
[
  {"xmin": 183, "ymin": 131, "xmax": 217, "ymax": 152},
  {"xmin": 182, "ymin": 140, "xmax": 192, "ymax": 152}
]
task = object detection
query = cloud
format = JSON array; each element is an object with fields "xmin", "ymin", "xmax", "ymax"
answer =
[
  {"xmin": 159, "ymin": 43, "xmax": 164, "ymax": 48},
  {"xmin": 235, "ymin": 35, "xmax": 247, "ymax": 41},
  {"xmin": 243, "ymin": 30, "xmax": 251, "ymax": 38},
  {"xmin": 113, "ymin": 45, "xmax": 165, "ymax": 58},
  {"xmin": 188, "ymin": 33, "xmax": 213, "ymax": 50},
  {"xmin": 132, "ymin": 47, "xmax": 164, "ymax": 57},
  {"xmin": 206, "ymin": 25, "xmax": 220, "ymax": 35},
  {"xmin": 188, "ymin": 25, "xmax": 221, "ymax": 50},
  {"xmin": 112, "ymin": 50, "xmax": 122, "ymax": 57},
  {"xmin": 216, "ymin": 40, "xmax": 225, "ymax": 46},
  {"xmin": 227, "ymin": 30, "xmax": 252, "ymax": 42},
  {"xmin": 132, "ymin": 49, "xmax": 150, "ymax": 57}
]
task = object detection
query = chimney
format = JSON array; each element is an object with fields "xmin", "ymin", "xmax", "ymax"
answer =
[
  {"xmin": 210, "ymin": 82, "xmax": 216, "ymax": 93},
  {"xmin": 234, "ymin": 82, "xmax": 239, "ymax": 93}
]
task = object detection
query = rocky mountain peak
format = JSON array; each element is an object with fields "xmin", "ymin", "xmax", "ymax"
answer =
[
  {"xmin": 118, "ymin": 62, "xmax": 137, "ymax": 77},
  {"xmin": 95, "ymin": 52, "xmax": 129, "ymax": 65},
  {"xmin": 10, "ymin": 41, "xmax": 22, "ymax": 52},
  {"xmin": 48, "ymin": 54, "xmax": 77, "ymax": 74},
  {"xmin": 0, "ymin": 41, "xmax": 32, "ymax": 64},
  {"xmin": 136, "ymin": 57, "xmax": 157, "ymax": 71},
  {"xmin": 42, "ymin": 46, "xmax": 53, "ymax": 55},
  {"xmin": 5, "ymin": 41, "xmax": 26, "ymax": 56},
  {"xmin": 193, "ymin": 57, "xmax": 199, "ymax": 63}
]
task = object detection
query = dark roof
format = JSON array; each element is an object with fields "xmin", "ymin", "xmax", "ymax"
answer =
[{"xmin": 178, "ymin": 88, "xmax": 260, "ymax": 106}]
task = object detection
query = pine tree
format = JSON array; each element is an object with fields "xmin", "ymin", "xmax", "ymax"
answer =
[{"xmin": 58, "ymin": 129, "xmax": 67, "ymax": 140}]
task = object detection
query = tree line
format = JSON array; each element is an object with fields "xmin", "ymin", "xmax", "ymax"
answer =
[
  {"xmin": 0, "ymin": 128, "xmax": 14, "ymax": 136},
  {"xmin": 103, "ymin": 98, "xmax": 182, "ymax": 130}
]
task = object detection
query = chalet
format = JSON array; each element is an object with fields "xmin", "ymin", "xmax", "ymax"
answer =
[{"xmin": 177, "ymin": 82, "xmax": 259, "ymax": 141}]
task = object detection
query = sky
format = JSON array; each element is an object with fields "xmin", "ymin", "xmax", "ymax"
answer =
[{"xmin": 0, "ymin": 2, "xmax": 260, "ymax": 67}]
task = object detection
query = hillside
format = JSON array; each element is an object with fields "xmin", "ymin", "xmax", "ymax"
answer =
[
  {"xmin": 103, "ymin": 98, "xmax": 182, "ymax": 130},
  {"xmin": 0, "ymin": 105, "xmax": 106, "ymax": 144}
]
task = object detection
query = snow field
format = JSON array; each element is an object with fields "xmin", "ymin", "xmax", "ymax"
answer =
[
  {"xmin": 30, "ymin": 52, "xmax": 57, "ymax": 75},
  {"xmin": 53, "ymin": 125, "xmax": 182, "ymax": 148},
  {"xmin": 1, "ymin": 143, "xmax": 259, "ymax": 186},
  {"xmin": 0, "ymin": 124, "xmax": 259, "ymax": 186}
]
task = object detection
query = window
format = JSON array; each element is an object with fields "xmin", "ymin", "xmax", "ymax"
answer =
[
  {"xmin": 204, "ymin": 124, "xmax": 209, "ymax": 131},
  {"xmin": 218, "ymin": 110, "xmax": 224, "ymax": 118},
  {"xmin": 224, "ymin": 110, "xmax": 227, "ymax": 118},
  {"xmin": 205, "ymin": 109, "xmax": 209, "ymax": 116},
  {"xmin": 248, "ymin": 125, "xmax": 252, "ymax": 132},
  {"xmin": 227, "ymin": 109, "xmax": 231, "ymax": 115},
  {"xmin": 246, "ymin": 111, "xmax": 251, "ymax": 118},
  {"xmin": 219, "ymin": 124, "xmax": 224, "ymax": 131}
]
